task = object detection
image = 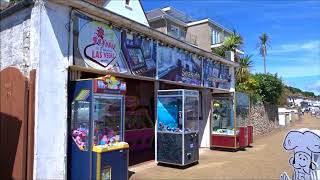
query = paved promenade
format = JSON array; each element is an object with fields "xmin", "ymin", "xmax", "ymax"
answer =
[{"xmin": 129, "ymin": 114, "xmax": 320, "ymax": 179}]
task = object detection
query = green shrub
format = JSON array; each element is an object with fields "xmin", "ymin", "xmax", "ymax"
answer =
[
  {"xmin": 236, "ymin": 73, "xmax": 284, "ymax": 105},
  {"xmin": 251, "ymin": 73, "xmax": 284, "ymax": 104}
]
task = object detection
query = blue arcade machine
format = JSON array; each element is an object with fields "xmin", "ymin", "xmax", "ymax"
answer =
[
  {"xmin": 69, "ymin": 75, "xmax": 129, "ymax": 180},
  {"xmin": 156, "ymin": 89, "xmax": 200, "ymax": 167}
]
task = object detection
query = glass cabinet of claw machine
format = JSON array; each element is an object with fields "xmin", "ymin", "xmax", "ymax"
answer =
[
  {"xmin": 210, "ymin": 93, "xmax": 253, "ymax": 150},
  {"xmin": 156, "ymin": 89, "xmax": 199, "ymax": 167},
  {"xmin": 69, "ymin": 75, "xmax": 129, "ymax": 180}
]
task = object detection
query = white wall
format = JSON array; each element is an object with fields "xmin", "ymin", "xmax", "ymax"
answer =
[
  {"xmin": 0, "ymin": 7, "xmax": 32, "ymax": 76},
  {"xmin": 199, "ymin": 89, "xmax": 211, "ymax": 147},
  {"xmin": 32, "ymin": 1, "xmax": 70, "ymax": 179},
  {"xmin": 104, "ymin": 0, "xmax": 149, "ymax": 27}
]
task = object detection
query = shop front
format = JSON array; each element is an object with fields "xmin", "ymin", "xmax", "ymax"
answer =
[{"xmin": 68, "ymin": 9, "xmax": 237, "ymax": 172}]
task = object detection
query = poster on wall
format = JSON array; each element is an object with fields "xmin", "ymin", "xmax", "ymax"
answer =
[
  {"xmin": 203, "ymin": 59, "xmax": 231, "ymax": 89},
  {"xmin": 203, "ymin": 59, "xmax": 220, "ymax": 87},
  {"xmin": 73, "ymin": 14, "xmax": 130, "ymax": 73},
  {"xmin": 157, "ymin": 46, "xmax": 201, "ymax": 86},
  {"xmin": 182, "ymin": 55, "xmax": 201, "ymax": 86},
  {"xmin": 157, "ymin": 45, "xmax": 177, "ymax": 80},
  {"xmin": 218, "ymin": 64, "xmax": 231, "ymax": 89},
  {"xmin": 121, "ymin": 31, "xmax": 157, "ymax": 77}
]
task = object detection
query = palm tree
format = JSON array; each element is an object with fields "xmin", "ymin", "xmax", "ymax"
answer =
[
  {"xmin": 223, "ymin": 32, "xmax": 243, "ymax": 53},
  {"xmin": 258, "ymin": 33, "xmax": 270, "ymax": 73},
  {"xmin": 212, "ymin": 31, "xmax": 243, "ymax": 62},
  {"xmin": 236, "ymin": 55, "xmax": 253, "ymax": 83}
]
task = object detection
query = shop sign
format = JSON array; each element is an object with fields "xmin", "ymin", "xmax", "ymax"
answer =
[
  {"xmin": 181, "ymin": 54, "xmax": 201, "ymax": 86},
  {"xmin": 95, "ymin": 75, "xmax": 126, "ymax": 94},
  {"xmin": 78, "ymin": 21, "xmax": 122, "ymax": 70}
]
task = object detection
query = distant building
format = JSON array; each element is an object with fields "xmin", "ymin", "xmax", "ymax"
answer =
[{"xmin": 146, "ymin": 6, "xmax": 244, "ymax": 59}]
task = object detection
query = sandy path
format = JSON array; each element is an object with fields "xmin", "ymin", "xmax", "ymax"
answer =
[{"xmin": 129, "ymin": 114, "xmax": 320, "ymax": 179}]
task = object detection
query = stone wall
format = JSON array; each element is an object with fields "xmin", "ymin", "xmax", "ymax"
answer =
[
  {"xmin": 248, "ymin": 103, "xmax": 279, "ymax": 136},
  {"xmin": 0, "ymin": 7, "xmax": 32, "ymax": 76}
]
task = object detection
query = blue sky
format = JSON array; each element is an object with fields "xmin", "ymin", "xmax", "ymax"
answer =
[{"xmin": 141, "ymin": 0, "xmax": 320, "ymax": 95}]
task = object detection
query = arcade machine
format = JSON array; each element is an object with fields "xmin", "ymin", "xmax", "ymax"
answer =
[
  {"xmin": 69, "ymin": 75, "xmax": 129, "ymax": 180},
  {"xmin": 156, "ymin": 89, "xmax": 199, "ymax": 166},
  {"xmin": 235, "ymin": 92, "xmax": 253, "ymax": 147},
  {"xmin": 210, "ymin": 93, "xmax": 253, "ymax": 150}
]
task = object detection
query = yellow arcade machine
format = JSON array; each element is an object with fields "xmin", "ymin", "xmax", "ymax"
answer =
[{"xmin": 68, "ymin": 75, "xmax": 129, "ymax": 180}]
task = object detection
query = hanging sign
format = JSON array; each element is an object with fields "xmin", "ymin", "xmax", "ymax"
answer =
[
  {"xmin": 78, "ymin": 21, "xmax": 122, "ymax": 70},
  {"xmin": 94, "ymin": 75, "xmax": 126, "ymax": 94}
]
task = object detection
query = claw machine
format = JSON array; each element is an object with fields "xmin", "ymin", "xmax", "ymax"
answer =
[
  {"xmin": 69, "ymin": 75, "xmax": 129, "ymax": 180},
  {"xmin": 210, "ymin": 93, "xmax": 253, "ymax": 150},
  {"xmin": 210, "ymin": 95, "xmax": 238, "ymax": 149},
  {"xmin": 235, "ymin": 92, "xmax": 253, "ymax": 147},
  {"xmin": 156, "ymin": 89, "xmax": 199, "ymax": 166}
]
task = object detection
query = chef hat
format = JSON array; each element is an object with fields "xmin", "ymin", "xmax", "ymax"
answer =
[{"xmin": 283, "ymin": 128, "xmax": 320, "ymax": 155}]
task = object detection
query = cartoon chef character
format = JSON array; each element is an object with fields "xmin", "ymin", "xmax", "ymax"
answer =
[{"xmin": 281, "ymin": 129, "xmax": 320, "ymax": 180}]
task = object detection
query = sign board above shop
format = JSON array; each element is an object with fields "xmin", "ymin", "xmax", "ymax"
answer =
[
  {"xmin": 78, "ymin": 20, "xmax": 127, "ymax": 72},
  {"xmin": 73, "ymin": 12, "xmax": 232, "ymax": 90}
]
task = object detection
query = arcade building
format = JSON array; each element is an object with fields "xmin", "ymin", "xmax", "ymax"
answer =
[{"xmin": 0, "ymin": 0, "xmax": 252, "ymax": 179}]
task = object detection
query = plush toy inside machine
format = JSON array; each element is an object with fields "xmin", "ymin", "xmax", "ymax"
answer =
[
  {"xmin": 68, "ymin": 76, "xmax": 129, "ymax": 180},
  {"xmin": 156, "ymin": 89, "xmax": 199, "ymax": 167}
]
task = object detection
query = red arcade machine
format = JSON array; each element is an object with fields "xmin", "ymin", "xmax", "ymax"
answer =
[{"xmin": 210, "ymin": 93, "xmax": 253, "ymax": 150}]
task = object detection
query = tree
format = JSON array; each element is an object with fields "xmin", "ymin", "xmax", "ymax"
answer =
[
  {"xmin": 223, "ymin": 32, "xmax": 244, "ymax": 53},
  {"xmin": 258, "ymin": 33, "xmax": 270, "ymax": 73},
  {"xmin": 252, "ymin": 73, "xmax": 284, "ymax": 104},
  {"xmin": 212, "ymin": 31, "xmax": 243, "ymax": 62},
  {"xmin": 236, "ymin": 55, "xmax": 253, "ymax": 83}
]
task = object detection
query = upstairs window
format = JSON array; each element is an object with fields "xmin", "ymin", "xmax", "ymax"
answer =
[
  {"xmin": 212, "ymin": 29, "xmax": 221, "ymax": 44},
  {"xmin": 211, "ymin": 29, "xmax": 216, "ymax": 44},
  {"xmin": 169, "ymin": 24, "xmax": 180, "ymax": 39}
]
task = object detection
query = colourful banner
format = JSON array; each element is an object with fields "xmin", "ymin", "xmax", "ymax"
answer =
[
  {"xmin": 121, "ymin": 31, "xmax": 157, "ymax": 77},
  {"xmin": 74, "ymin": 14, "xmax": 130, "ymax": 73},
  {"xmin": 73, "ymin": 13, "xmax": 231, "ymax": 90},
  {"xmin": 203, "ymin": 59, "xmax": 231, "ymax": 89},
  {"xmin": 157, "ymin": 46, "xmax": 201, "ymax": 86}
]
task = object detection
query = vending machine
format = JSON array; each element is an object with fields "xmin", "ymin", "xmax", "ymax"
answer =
[
  {"xmin": 69, "ymin": 75, "xmax": 128, "ymax": 180},
  {"xmin": 156, "ymin": 89, "xmax": 199, "ymax": 167}
]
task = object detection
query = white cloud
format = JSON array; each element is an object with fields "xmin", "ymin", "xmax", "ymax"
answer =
[{"xmin": 269, "ymin": 40, "xmax": 320, "ymax": 53}]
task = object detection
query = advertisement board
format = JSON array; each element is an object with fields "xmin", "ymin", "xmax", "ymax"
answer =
[
  {"xmin": 72, "ymin": 13, "xmax": 231, "ymax": 90},
  {"xmin": 182, "ymin": 55, "xmax": 201, "ymax": 86},
  {"xmin": 74, "ymin": 14, "xmax": 130, "ymax": 73},
  {"xmin": 218, "ymin": 64, "xmax": 231, "ymax": 89},
  {"xmin": 121, "ymin": 31, "xmax": 157, "ymax": 77},
  {"xmin": 157, "ymin": 45, "xmax": 177, "ymax": 80},
  {"xmin": 203, "ymin": 59, "xmax": 231, "ymax": 89},
  {"xmin": 157, "ymin": 46, "xmax": 201, "ymax": 86}
]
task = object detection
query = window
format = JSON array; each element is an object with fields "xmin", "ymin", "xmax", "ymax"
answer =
[
  {"xmin": 212, "ymin": 29, "xmax": 220, "ymax": 44},
  {"xmin": 169, "ymin": 24, "xmax": 180, "ymax": 38}
]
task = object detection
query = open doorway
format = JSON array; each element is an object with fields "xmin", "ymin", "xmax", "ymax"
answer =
[{"xmin": 124, "ymin": 78, "xmax": 155, "ymax": 166}]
